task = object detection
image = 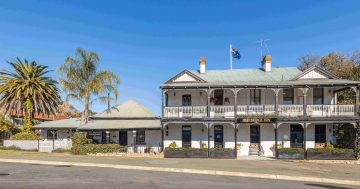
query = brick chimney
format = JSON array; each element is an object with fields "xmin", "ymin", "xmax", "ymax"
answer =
[
  {"xmin": 262, "ymin": 54, "xmax": 272, "ymax": 72},
  {"xmin": 199, "ymin": 56, "xmax": 206, "ymax": 74}
]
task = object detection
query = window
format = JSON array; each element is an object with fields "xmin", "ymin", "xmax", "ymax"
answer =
[
  {"xmin": 182, "ymin": 126, "xmax": 191, "ymax": 148},
  {"xmin": 313, "ymin": 88, "xmax": 324, "ymax": 104},
  {"xmin": 47, "ymin": 130, "xmax": 57, "ymax": 140},
  {"xmin": 136, "ymin": 130, "xmax": 145, "ymax": 145},
  {"xmin": 315, "ymin": 125, "xmax": 326, "ymax": 143},
  {"xmin": 182, "ymin": 95, "xmax": 191, "ymax": 106},
  {"xmin": 290, "ymin": 124, "xmax": 303, "ymax": 148},
  {"xmin": 283, "ymin": 88, "xmax": 294, "ymax": 105},
  {"xmin": 250, "ymin": 89, "xmax": 261, "ymax": 105},
  {"xmin": 165, "ymin": 93, "xmax": 168, "ymax": 106}
]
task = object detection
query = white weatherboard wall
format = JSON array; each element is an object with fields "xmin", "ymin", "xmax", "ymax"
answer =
[
  {"xmin": 127, "ymin": 130, "xmax": 161, "ymax": 147},
  {"xmin": 299, "ymin": 70, "xmax": 327, "ymax": 79},
  {"xmin": 237, "ymin": 126, "xmax": 250, "ymax": 156}
]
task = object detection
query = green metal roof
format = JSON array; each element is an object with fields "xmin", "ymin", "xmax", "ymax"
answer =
[
  {"xmin": 189, "ymin": 67, "xmax": 302, "ymax": 83},
  {"xmin": 78, "ymin": 119, "xmax": 161, "ymax": 130},
  {"xmin": 92, "ymin": 99, "xmax": 158, "ymax": 118},
  {"xmin": 32, "ymin": 118, "xmax": 81, "ymax": 129}
]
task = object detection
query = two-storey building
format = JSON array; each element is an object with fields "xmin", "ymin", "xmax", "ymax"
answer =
[{"xmin": 160, "ymin": 55, "xmax": 359, "ymax": 158}]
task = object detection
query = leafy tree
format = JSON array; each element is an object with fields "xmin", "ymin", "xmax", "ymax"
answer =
[
  {"xmin": 0, "ymin": 114, "xmax": 19, "ymax": 139},
  {"xmin": 0, "ymin": 58, "xmax": 61, "ymax": 130},
  {"xmin": 58, "ymin": 48, "xmax": 120, "ymax": 122},
  {"xmin": 336, "ymin": 123, "xmax": 356, "ymax": 149}
]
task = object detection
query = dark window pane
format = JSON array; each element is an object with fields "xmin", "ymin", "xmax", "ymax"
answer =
[
  {"xmin": 313, "ymin": 88, "xmax": 324, "ymax": 104},
  {"xmin": 283, "ymin": 88, "xmax": 294, "ymax": 105},
  {"xmin": 250, "ymin": 89, "xmax": 261, "ymax": 105},
  {"xmin": 136, "ymin": 130, "xmax": 145, "ymax": 145}
]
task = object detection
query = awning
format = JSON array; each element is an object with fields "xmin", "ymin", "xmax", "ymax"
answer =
[
  {"xmin": 78, "ymin": 119, "xmax": 161, "ymax": 130},
  {"xmin": 32, "ymin": 118, "xmax": 81, "ymax": 129}
]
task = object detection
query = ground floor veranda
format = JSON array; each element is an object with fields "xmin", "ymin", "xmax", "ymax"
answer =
[{"xmin": 163, "ymin": 121, "xmax": 357, "ymax": 157}]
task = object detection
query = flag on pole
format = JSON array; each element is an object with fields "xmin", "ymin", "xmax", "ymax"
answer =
[{"xmin": 231, "ymin": 47, "xmax": 241, "ymax": 59}]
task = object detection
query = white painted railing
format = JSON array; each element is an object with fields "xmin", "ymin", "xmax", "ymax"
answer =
[
  {"xmin": 164, "ymin": 104, "xmax": 355, "ymax": 118},
  {"xmin": 164, "ymin": 106, "xmax": 207, "ymax": 118},
  {"xmin": 237, "ymin": 105, "xmax": 275, "ymax": 115},
  {"xmin": 278, "ymin": 105, "xmax": 304, "ymax": 117},
  {"xmin": 210, "ymin": 106, "xmax": 234, "ymax": 118},
  {"xmin": 307, "ymin": 105, "xmax": 354, "ymax": 117}
]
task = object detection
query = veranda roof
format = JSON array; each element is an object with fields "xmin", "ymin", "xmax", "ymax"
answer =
[
  {"xmin": 32, "ymin": 118, "xmax": 81, "ymax": 129},
  {"xmin": 78, "ymin": 119, "xmax": 161, "ymax": 130}
]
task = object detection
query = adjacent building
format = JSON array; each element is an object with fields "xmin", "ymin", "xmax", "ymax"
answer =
[{"xmin": 160, "ymin": 55, "xmax": 359, "ymax": 157}]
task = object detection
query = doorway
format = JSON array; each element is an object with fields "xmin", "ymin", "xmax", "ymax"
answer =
[
  {"xmin": 290, "ymin": 124, "xmax": 304, "ymax": 148},
  {"xmin": 182, "ymin": 126, "xmax": 192, "ymax": 148},
  {"xmin": 214, "ymin": 90, "xmax": 224, "ymax": 105},
  {"xmin": 119, "ymin": 131, "xmax": 128, "ymax": 146},
  {"xmin": 250, "ymin": 125, "xmax": 260, "ymax": 147},
  {"xmin": 214, "ymin": 125, "xmax": 224, "ymax": 148}
]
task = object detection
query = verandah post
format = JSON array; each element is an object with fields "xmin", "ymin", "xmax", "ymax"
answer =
[
  {"xmin": 207, "ymin": 123, "xmax": 210, "ymax": 158},
  {"xmin": 274, "ymin": 122, "xmax": 278, "ymax": 159}
]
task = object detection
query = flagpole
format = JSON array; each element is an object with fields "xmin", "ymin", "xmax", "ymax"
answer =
[{"xmin": 230, "ymin": 44, "xmax": 232, "ymax": 70}]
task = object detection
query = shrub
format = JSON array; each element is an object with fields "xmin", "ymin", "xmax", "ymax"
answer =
[
  {"xmin": 278, "ymin": 148, "xmax": 304, "ymax": 153},
  {"xmin": 209, "ymin": 148, "xmax": 234, "ymax": 152},
  {"xmin": 71, "ymin": 144, "xmax": 125, "ymax": 155},
  {"xmin": 324, "ymin": 141, "xmax": 334, "ymax": 149},
  {"xmin": 168, "ymin": 141, "xmax": 177, "ymax": 148},
  {"xmin": 11, "ymin": 131, "xmax": 39, "ymax": 140},
  {"xmin": 307, "ymin": 148, "xmax": 353, "ymax": 153},
  {"xmin": 52, "ymin": 148, "xmax": 71, "ymax": 153},
  {"xmin": 71, "ymin": 132, "xmax": 90, "ymax": 146},
  {"xmin": 0, "ymin": 145, "xmax": 21, "ymax": 151}
]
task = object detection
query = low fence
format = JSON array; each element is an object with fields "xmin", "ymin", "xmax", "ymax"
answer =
[
  {"xmin": 126, "ymin": 146, "xmax": 162, "ymax": 153},
  {"xmin": 3, "ymin": 139, "xmax": 72, "ymax": 152},
  {"xmin": 4, "ymin": 140, "xmax": 39, "ymax": 151}
]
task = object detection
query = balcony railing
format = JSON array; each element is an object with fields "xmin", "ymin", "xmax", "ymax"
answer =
[{"xmin": 163, "ymin": 104, "xmax": 355, "ymax": 118}]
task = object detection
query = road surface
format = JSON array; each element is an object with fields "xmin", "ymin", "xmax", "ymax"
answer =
[{"xmin": 0, "ymin": 162, "xmax": 357, "ymax": 189}]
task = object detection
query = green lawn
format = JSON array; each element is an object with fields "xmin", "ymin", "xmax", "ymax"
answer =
[{"xmin": 0, "ymin": 150, "xmax": 47, "ymax": 155}]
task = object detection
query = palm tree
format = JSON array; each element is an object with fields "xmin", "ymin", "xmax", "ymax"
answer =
[
  {"xmin": 0, "ymin": 58, "xmax": 61, "ymax": 130},
  {"xmin": 58, "ymin": 48, "xmax": 120, "ymax": 122}
]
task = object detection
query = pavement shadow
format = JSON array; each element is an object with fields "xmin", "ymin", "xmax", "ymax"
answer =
[{"xmin": 305, "ymin": 183, "xmax": 354, "ymax": 189}]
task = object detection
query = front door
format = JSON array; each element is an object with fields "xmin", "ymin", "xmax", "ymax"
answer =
[
  {"xmin": 250, "ymin": 125, "xmax": 260, "ymax": 147},
  {"xmin": 182, "ymin": 126, "xmax": 192, "ymax": 148},
  {"xmin": 214, "ymin": 125, "xmax": 224, "ymax": 148},
  {"xmin": 290, "ymin": 124, "xmax": 304, "ymax": 148},
  {"xmin": 119, "ymin": 131, "xmax": 128, "ymax": 146},
  {"xmin": 214, "ymin": 90, "xmax": 224, "ymax": 105}
]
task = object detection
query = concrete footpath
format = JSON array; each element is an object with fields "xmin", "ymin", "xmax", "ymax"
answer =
[{"xmin": 0, "ymin": 153, "xmax": 360, "ymax": 186}]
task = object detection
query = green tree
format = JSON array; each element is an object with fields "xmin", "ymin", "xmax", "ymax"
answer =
[
  {"xmin": 58, "ymin": 48, "xmax": 120, "ymax": 122},
  {"xmin": 0, "ymin": 58, "xmax": 61, "ymax": 130}
]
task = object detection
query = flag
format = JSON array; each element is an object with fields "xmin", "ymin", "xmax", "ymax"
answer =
[{"xmin": 231, "ymin": 47, "xmax": 241, "ymax": 59}]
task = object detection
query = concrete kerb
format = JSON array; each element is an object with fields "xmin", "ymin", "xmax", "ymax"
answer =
[{"xmin": 0, "ymin": 158, "xmax": 359, "ymax": 186}]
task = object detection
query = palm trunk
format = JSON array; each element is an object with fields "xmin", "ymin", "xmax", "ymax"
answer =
[{"xmin": 84, "ymin": 96, "xmax": 90, "ymax": 123}]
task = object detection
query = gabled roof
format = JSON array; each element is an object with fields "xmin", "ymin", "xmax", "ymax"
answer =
[
  {"xmin": 291, "ymin": 65, "xmax": 338, "ymax": 80},
  {"xmin": 164, "ymin": 70, "xmax": 207, "ymax": 84},
  {"xmin": 91, "ymin": 99, "xmax": 158, "ymax": 119}
]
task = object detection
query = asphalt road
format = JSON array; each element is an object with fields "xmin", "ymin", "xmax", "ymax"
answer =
[{"xmin": 0, "ymin": 162, "xmax": 358, "ymax": 189}]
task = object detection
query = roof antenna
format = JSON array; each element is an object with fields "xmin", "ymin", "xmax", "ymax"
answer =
[{"xmin": 256, "ymin": 39, "xmax": 270, "ymax": 59}]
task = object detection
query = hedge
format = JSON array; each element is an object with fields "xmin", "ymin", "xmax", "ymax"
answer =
[
  {"xmin": 307, "ymin": 148, "xmax": 353, "ymax": 153},
  {"xmin": 165, "ymin": 147, "xmax": 208, "ymax": 152},
  {"xmin": 71, "ymin": 144, "xmax": 126, "ymax": 155},
  {"xmin": 278, "ymin": 148, "xmax": 304, "ymax": 153},
  {"xmin": 209, "ymin": 148, "xmax": 234, "ymax": 152},
  {"xmin": 11, "ymin": 131, "xmax": 40, "ymax": 140},
  {"xmin": 0, "ymin": 145, "xmax": 21, "ymax": 151}
]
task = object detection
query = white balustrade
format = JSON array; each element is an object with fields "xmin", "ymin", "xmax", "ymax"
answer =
[
  {"xmin": 278, "ymin": 105, "xmax": 303, "ymax": 117},
  {"xmin": 210, "ymin": 106, "xmax": 234, "ymax": 118},
  {"xmin": 164, "ymin": 104, "xmax": 355, "ymax": 118}
]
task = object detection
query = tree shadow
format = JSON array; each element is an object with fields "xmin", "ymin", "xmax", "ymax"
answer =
[{"xmin": 305, "ymin": 183, "xmax": 354, "ymax": 189}]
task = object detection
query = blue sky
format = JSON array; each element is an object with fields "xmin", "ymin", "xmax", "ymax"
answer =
[{"xmin": 1, "ymin": 0, "xmax": 360, "ymax": 115}]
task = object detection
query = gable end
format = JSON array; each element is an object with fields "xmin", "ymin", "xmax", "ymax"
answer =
[{"xmin": 164, "ymin": 70, "xmax": 206, "ymax": 84}]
